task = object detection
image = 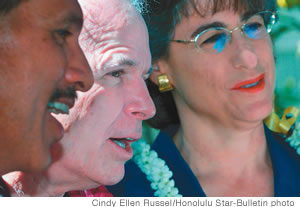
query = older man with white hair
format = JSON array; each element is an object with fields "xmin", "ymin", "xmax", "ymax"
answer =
[{"xmin": 3, "ymin": 0, "xmax": 155, "ymax": 196}]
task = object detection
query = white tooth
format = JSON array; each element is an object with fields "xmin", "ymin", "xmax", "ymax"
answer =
[
  {"xmin": 127, "ymin": 138, "xmax": 134, "ymax": 141},
  {"xmin": 113, "ymin": 140, "xmax": 126, "ymax": 149},
  {"xmin": 48, "ymin": 108, "xmax": 59, "ymax": 114},
  {"xmin": 241, "ymin": 80, "xmax": 260, "ymax": 88},
  {"xmin": 47, "ymin": 102, "xmax": 69, "ymax": 114},
  {"xmin": 53, "ymin": 102, "xmax": 69, "ymax": 114},
  {"xmin": 48, "ymin": 102, "xmax": 54, "ymax": 108}
]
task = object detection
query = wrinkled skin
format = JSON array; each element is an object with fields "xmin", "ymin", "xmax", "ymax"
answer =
[{"xmin": 44, "ymin": 0, "xmax": 156, "ymax": 191}]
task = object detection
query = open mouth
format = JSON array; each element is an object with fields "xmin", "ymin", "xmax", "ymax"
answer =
[
  {"xmin": 45, "ymin": 100, "xmax": 72, "ymax": 143},
  {"xmin": 47, "ymin": 101, "xmax": 70, "ymax": 115},
  {"xmin": 47, "ymin": 96, "xmax": 75, "ymax": 115},
  {"xmin": 240, "ymin": 79, "xmax": 262, "ymax": 88},
  {"xmin": 232, "ymin": 74, "xmax": 265, "ymax": 93},
  {"xmin": 45, "ymin": 93, "xmax": 76, "ymax": 142},
  {"xmin": 110, "ymin": 138, "xmax": 135, "ymax": 149},
  {"xmin": 47, "ymin": 87, "xmax": 76, "ymax": 115}
]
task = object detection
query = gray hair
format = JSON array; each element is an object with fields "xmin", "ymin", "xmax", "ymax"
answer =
[{"xmin": 130, "ymin": 0, "xmax": 148, "ymax": 14}]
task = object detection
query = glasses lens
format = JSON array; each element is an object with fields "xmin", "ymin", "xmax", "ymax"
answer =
[
  {"xmin": 244, "ymin": 11, "xmax": 277, "ymax": 40},
  {"xmin": 196, "ymin": 28, "xmax": 230, "ymax": 53}
]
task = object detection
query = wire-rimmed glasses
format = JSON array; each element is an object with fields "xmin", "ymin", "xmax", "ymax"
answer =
[{"xmin": 171, "ymin": 10, "xmax": 278, "ymax": 54}]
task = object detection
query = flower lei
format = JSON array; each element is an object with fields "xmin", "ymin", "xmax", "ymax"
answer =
[
  {"xmin": 286, "ymin": 122, "xmax": 300, "ymax": 155},
  {"xmin": 132, "ymin": 140, "xmax": 182, "ymax": 197}
]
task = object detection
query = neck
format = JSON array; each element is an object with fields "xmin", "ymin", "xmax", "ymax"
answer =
[{"xmin": 173, "ymin": 107, "xmax": 271, "ymax": 177}]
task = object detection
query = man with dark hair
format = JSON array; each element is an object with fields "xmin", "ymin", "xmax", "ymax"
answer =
[
  {"xmin": 0, "ymin": 0, "xmax": 21, "ymax": 16},
  {"xmin": 3, "ymin": 0, "xmax": 156, "ymax": 197},
  {"xmin": 0, "ymin": 0, "xmax": 93, "ymax": 196}
]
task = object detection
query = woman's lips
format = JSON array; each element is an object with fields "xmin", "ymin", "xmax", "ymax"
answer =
[{"xmin": 231, "ymin": 74, "xmax": 265, "ymax": 94}]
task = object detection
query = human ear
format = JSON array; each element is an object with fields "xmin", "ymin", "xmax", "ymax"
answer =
[{"xmin": 149, "ymin": 59, "xmax": 174, "ymax": 86}]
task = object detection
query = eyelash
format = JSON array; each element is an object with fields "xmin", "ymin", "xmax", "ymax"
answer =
[
  {"xmin": 108, "ymin": 69, "xmax": 125, "ymax": 78},
  {"xmin": 105, "ymin": 68, "xmax": 151, "ymax": 81}
]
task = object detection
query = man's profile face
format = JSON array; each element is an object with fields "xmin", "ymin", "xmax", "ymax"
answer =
[
  {"xmin": 0, "ymin": 0, "xmax": 93, "ymax": 173},
  {"xmin": 47, "ymin": 0, "xmax": 156, "ymax": 188}
]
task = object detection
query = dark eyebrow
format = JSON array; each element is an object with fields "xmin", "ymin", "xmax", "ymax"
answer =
[
  {"xmin": 61, "ymin": 12, "xmax": 83, "ymax": 30},
  {"xmin": 190, "ymin": 10, "xmax": 261, "ymax": 38},
  {"xmin": 191, "ymin": 22, "xmax": 226, "ymax": 38},
  {"xmin": 241, "ymin": 10, "xmax": 261, "ymax": 22}
]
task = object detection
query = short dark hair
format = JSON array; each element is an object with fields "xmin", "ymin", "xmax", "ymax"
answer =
[
  {"xmin": 0, "ymin": 0, "xmax": 22, "ymax": 17},
  {"xmin": 144, "ymin": 0, "xmax": 277, "ymax": 129}
]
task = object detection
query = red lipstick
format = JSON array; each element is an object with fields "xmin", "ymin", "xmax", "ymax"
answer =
[{"xmin": 231, "ymin": 74, "xmax": 265, "ymax": 94}]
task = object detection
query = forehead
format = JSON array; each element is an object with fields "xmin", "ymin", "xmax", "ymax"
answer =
[
  {"xmin": 79, "ymin": 0, "xmax": 138, "ymax": 51},
  {"xmin": 79, "ymin": 0, "xmax": 131, "ymax": 30},
  {"xmin": 79, "ymin": 0, "xmax": 151, "ymax": 72},
  {"xmin": 7, "ymin": 0, "xmax": 83, "ymax": 29}
]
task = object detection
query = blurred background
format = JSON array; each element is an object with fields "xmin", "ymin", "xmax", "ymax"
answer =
[{"xmin": 273, "ymin": 0, "xmax": 300, "ymax": 117}]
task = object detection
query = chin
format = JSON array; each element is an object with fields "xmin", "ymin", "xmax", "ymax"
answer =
[
  {"xmin": 96, "ymin": 165, "xmax": 125, "ymax": 186},
  {"xmin": 245, "ymin": 101, "xmax": 273, "ymax": 123},
  {"xmin": 106, "ymin": 174, "xmax": 124, "ymax": 186}
]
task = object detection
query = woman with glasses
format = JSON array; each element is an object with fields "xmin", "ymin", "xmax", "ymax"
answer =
[{"xmin": 108, "ymin": 0, "xmax": 300, "ymax": 196}]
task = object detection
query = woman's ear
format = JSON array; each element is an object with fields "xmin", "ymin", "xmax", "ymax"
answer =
[{"xmin": 149, "ymin": 59, "xmax": 173, "ymax": 86}]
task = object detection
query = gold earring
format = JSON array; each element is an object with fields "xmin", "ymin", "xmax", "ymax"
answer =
[{"xmin": 158, "ymin": 74, "xmax": 174, "ymax": 92}]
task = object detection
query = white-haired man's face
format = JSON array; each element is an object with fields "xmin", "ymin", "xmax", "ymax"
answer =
[{"xmin": 47, "ymin": 0, "xmax": 155, "ymax": 188}]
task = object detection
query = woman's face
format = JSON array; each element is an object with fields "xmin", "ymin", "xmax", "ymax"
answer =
[{"xmin": 157, "ymin": 6, "xmax": 275, "ymax": 127}]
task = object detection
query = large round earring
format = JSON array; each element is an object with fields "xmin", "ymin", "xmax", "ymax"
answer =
[{"xmin": 158, "ymin": 74, "xmax": 174, "ymax": 92}]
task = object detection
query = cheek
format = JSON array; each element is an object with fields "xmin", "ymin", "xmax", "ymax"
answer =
[
  {"xmin": 175, "ymin": 61, "xmax": 220, "ymax": 95},
  {"xmin": 259, "ymin": 42, "xmax": 276, "ymax": 88},
  {"xmin": 37, "ymin": 37, "xmax": 68, "ymax": 73},
  {"xmin": 269, "ymin": 62, "xmax": 276, "ymax": 89},
  {"xmin": 85, "ymin": 88, "xmax": 125, "ymax": 134}
]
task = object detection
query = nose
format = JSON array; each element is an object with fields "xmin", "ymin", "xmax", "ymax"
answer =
[
  {"xmin": 65, "ymin": 41, "xmax": 94, "ymax": 92},
  {"xmin": 125, "ymin": 80, "xmax": 156, "ymax": 120},
  {"xmin": 230, "ymin": 33, "xmax": 258, "ymax": 70}
]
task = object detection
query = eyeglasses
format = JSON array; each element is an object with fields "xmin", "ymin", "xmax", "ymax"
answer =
[{"xmin": 171, "ymin": 10, "xmax": 278, "ymax": 54}]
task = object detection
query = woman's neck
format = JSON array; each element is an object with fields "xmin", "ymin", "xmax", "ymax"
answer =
[
  {"xmin": 175, "ymin": 124, "xmax": 269, "ymax": 167},
  {"xmin": 173, "ymin": 106, "xmax": 271, "ymax": 175},
  {"xmin": 173, "ymin": 112, "xmax": 273, "ymax": 196}
]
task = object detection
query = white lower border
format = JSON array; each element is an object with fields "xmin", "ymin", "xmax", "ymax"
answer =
[{"xmin": 0, "ymin": 197, "xmax": 299, "ymax": 207}]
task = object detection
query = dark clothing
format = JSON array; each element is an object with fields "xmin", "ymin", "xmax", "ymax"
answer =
[{"xmin": 108, "ymin": 126, "xmax": 300, "ymax": 196}]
